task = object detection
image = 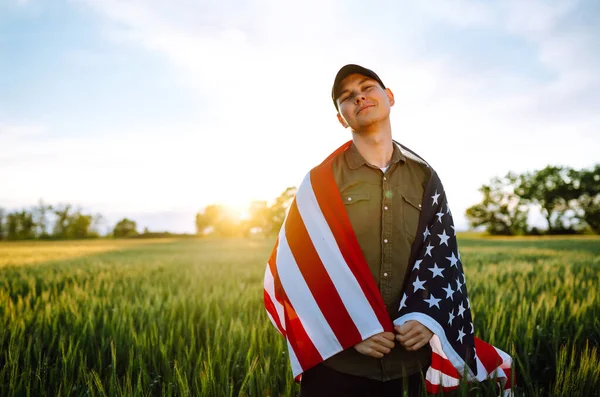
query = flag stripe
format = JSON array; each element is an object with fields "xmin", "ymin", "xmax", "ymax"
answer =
[
  {"xmin": 276, "ymin": 232, "xmax": 343, "ymax": 357},
  {"xmin": 264, "ymin": 285, "xmax": 285, "ymax": 336},
  {"xmin": 475, "ymin": 337, "xmax": 504, "ymax": 376},
  {"xmin": 283, "ymin": 298, "xmax": 323, "ymax": 373},
  {"xmin": 267, "ymin": 239, "xmax": 286, "ymax": 333},
  {"xmin": 310, "ymin": 164, "xmax": 393, "ymax": 332},
  {"xmin": 285, "ymin": 200, "xmax": 362, "ymax": 348},
  {"xmin": 430, "ymin": 351, "xmax": 460, "ymax": 378},
  {"xmin": 296, "ymin": 175, "xmax": 385, "ymax": 339}
]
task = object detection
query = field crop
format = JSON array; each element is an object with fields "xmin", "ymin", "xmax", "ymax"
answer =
[{"xmin": 0, "ymin": 235, "xmax": 599, "ymax": 396}]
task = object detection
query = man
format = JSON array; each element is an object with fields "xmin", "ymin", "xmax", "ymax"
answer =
[
  {"xmin": 298, "ymin": 65, "xmax": 432, "ymax": 396},
  {"xmin": 263, "ymin": 65, "xmax": 513, "ymax": 397}
]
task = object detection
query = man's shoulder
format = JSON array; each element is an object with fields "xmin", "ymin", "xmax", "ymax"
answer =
[{"xmin": 395, "ymin": 142, "xmax": 430, "ymax": 169}]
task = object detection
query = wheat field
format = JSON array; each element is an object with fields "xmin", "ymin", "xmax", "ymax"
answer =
[{"xmin": 1, "ymin": 235, "xmax": 599, "ymax": 396}]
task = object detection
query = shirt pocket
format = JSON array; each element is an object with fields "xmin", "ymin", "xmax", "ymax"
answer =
[
  {"xmin": 341, "ymin": 192, "xmax": 373, "ymax": 238},
  {"xmin": 402, "ymin": 194, "xmax": 422, "ymax": 242}
]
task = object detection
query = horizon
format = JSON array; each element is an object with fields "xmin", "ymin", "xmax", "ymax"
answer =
[{"xmin": 2, "ymin": 0, "xmax": 599, "ymax": 233}]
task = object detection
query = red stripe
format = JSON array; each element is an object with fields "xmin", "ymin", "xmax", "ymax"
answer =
[
  {"xmin": 309, "ymin": 141, "xmax": 393, "ymax": 332},
  {"xmin": 425, "ymin": 380, "xmax": 459, "ymax": 394},
  {"xmin": 503, "ymin": 367, "xmax": 513, "ymax": 390},
  {"xmin": 474, "ymin": 337, "xmax": 504, "ymax": 375},
  {"xmin": 430, "ymin": 351, "xmax": 460, "ymax": 378},
  {"xmin": 264, "ymin": 287, "xmax": 285, "ymax": 337},
  {"xmin": 283, "ymin": 299, "xmax": 323, "ymax": 371},
  {"xmin": 285, "ymin": 201, "xmax": 362, "ymax": 348},
  {"xmin": 269, "ymin": 236, "xmax": 322, "ymax": 372}
]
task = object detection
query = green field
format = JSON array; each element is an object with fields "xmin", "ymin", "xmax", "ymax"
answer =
[{"xmin": 1, "ymin": 235, "xmax": 599, "ymax": 396}]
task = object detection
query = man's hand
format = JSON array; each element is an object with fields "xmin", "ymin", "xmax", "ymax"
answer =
[
  {"xmin": 353, "ymin": 332, "xmax": 395, "ymax": 358},
  {"xmin": 395, "ymin": 321, "xmax": 433, "ymax": 351}
]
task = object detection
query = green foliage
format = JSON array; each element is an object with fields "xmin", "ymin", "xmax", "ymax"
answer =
[
  {"xmin": 0, "ymin": 236, "xmax": 599, "ymax": 396},
  {"xmin": 112, "ymin": 218, "xmax": 138, "ymax": 238},
  {"xmin": 515, "ymin": 166, "xmax": 579, "ymax": 234},
  {"xmin": 465, "ymin": 173, "xmax": 528, "ymax": 235},
  {"xmin": 570, "ymin": 164, "xmax": 600, "ymax": 233}
]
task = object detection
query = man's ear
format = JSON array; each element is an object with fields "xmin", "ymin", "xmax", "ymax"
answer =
[
  {"xmin": 337, "ymin": 112, "xmax": 349, "ymax": 128},
  {"xmin": 386, "ymin": 88, "xmax": 395, "ymax": 106}
]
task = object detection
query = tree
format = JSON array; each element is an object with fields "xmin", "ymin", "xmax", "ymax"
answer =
[
  {"xmin": 113, "ymin": 218, "xmax": 138, "ymax": 238},
  {"xmin": 16, "ymin": 210, "xmax": 36, "ymax": 239},
  {"xmin": 266, "ymin": 187, "xmax": 297, "ymax": 235},
  {"xmin": 52, "ymin": 204, "xmax": 72, "ymax": 238},
  {"xmin": 6, "ymin": 212, "xmax": 18, "ymax": 240},
  {"xmin": 465, "ymin": 173, "xmax": 529, "ymax": 235},
  {"xmin": 515, "ymin": 166, "xmax": 579, "ymax": 234},
  {"xmin": 34, "ymin": 199, "xmax": 52, "ymax": 238},
  {"xmin": 0, "ymin": 208, "xmax": 5, "ymax": 240},
  {"xmin": 67, "ymin": 211, "xmax": 94, "ymax": 239},
  {"xmin": 571, "ymin": 164, "xmax": 600, "ymax": 233}
]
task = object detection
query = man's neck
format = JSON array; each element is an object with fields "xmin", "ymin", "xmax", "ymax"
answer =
[{"xmin": 351, "ymin": 128, "xmax": 394, "ymax": 168}]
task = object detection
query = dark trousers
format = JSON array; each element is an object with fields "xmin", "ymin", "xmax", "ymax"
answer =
[{"xmin": 300, "ymin": 363, "xmax": 426, "ymax": 397}]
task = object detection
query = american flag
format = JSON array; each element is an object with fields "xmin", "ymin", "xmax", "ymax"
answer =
[{"xmin": 263, "ymin": 140, "xmax": 513, "ymax": 395}]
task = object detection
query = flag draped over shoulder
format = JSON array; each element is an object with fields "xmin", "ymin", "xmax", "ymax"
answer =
[{"xmin": 263, "ymin": 141, "xmax": 514, "ymax": 395}]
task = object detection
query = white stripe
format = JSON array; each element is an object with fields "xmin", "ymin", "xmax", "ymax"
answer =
[
  {"xmin": 264, "ymin": 264, "xmax": 286, "ymax": 332},
  {"xmin": 276, "ymin": 231, "xmax": 343, "ymax": 358},
  {"xmin": 426, "ymin": 367, "xmax": 460, "ymax": 388},
  {"xmin": 287, "ymin": 340, "xmax": 303, "ymax": 378},
  {"xmin": 295, "ymin": 175, "xmax": 383, "ymax": 339},
  {"xmin": 395, "ymin": 313, "xmax": 477, "ymax": 380}
]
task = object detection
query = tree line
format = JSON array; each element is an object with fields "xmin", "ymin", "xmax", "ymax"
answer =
[
  {"xmin": 1, "ymin": 164, "xmax": 597, "ymax": 241},
  {"xmin": 465, "ymin": 164, "xmax": 599, "ymax": 235},
  {"xmin": 0, "ymin": 201, "xmax": 145, "ymax": 240}
]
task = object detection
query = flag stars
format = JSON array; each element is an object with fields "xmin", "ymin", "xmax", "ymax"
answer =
[
  {"xmin": 446, "ymin": 252, "xmax": 459, "ymax": 268},
  {"xmin": 457, "ymin": 327, "xmax": 466, "ymax": 344},
  {"xmin": 431, "ymin": 190, "xmax": 440, "ymax": 205},
  {"xmin": 448, "ymin": 309, "xmax": 455, "ymax": 326},
  {"xmin": 456, "ymin": 277, "xmax": 463, "ymax": 292},
  {"xmin": 413, "ymin": 259, "xmax": 422, "ymax": 271},
  {"xmin": 442, "ymin": 283, "xmax": 455, "ymax": 300},
  {"xmin": 424, "ymin": 293, "xmax": 442, "ymax": 309},
  {"xmin": 428, "ymin": 263, "xmax": 445, "ymax": 279},
  {"xmin": 398, "ymin": 293, "xmax": 407, "ymax": 311},
  {"xmin": 412, "ymin": 276, "xmax": 426, "ymax": 293},
  {"xmin": 423, "ymin": 226, "xmax": 431, "ymax": 241},
  {"xmin": 450, "ymin": 225, "xmax": 455, "ymax": 236},
  {"xmin": 457, "ymin": 302, "xmax": 466, "ymax": 318},
  {"xmin": 470, "ymin": 322, "xmax": 474, "ymax": 334},
  {"xmin": 437, "ymin": 229, "xmax": 450, "ymax": 246},
  {"xmin": 425, "ymin": 243, "xmax": 434, "ymax": 257},
  {"xmin": 436, "ymin": 211, "xmax": 445, "ymax": 223}
]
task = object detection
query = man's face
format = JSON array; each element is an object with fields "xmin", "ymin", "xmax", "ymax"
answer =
[{"xmin": 335, "ymin": 73, "xmax": 394, "ymax": 132}]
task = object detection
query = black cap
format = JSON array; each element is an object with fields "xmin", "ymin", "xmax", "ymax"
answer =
[{"xmin": 331, "ymin": 64, "xmax": 386, "ymax": 111}]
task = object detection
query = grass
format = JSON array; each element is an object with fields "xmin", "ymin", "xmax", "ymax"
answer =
[{"xmin": 0, "ymin": 235, "xmax": 599, "ymax": 396}]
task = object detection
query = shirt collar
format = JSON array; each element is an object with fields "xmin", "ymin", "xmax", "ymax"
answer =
[{"xmin": 345, "ymin": 141, "xmax": 406, "ymax": 170}]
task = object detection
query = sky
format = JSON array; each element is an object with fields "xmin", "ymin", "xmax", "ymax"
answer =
[{"xmin": 1, "ymin": 0, "xmax": 599, "ymax": 234}]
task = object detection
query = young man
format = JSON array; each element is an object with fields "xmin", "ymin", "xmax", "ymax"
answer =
[
  {"xmin": 263, "ymin": 65, "xmax": 513, "ymax": 397},
  {"xmin": 298, "ymin": 65, "xmax": 433, "ymax": 396}
]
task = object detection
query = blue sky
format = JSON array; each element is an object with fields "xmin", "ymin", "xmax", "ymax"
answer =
[{"xmin": 1, "ymin": 0, "xmax": 599, "ymax": 233}]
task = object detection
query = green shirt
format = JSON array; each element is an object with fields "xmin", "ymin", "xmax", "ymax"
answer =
[{"xmin": 322, "ymin": 141, "xmax": 432, "ymax": 381}]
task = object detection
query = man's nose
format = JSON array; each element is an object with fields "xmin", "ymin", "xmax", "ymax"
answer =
[{"xmin": 354, "ymin": 94, "xmax": 366, "ymax": 105}]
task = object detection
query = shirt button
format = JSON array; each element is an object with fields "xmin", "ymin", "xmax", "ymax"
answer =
[
  {"xmin": 383, "ymin": 272, "xmax": 388, "ymax": 277},
  {"xmin": 384, "ymin": 239, "xmax": 388, "ymax": 243},
  {"xmin": 384, "ymin": 206, "xmax": 388, "ymax": 210},
  {"xmin": 347, "ymin": 197, "xmax": 352, "ymax": 201},
  {"xmin": 383, "ymin": 177, "xmax": 387, "ymax": 181}
]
